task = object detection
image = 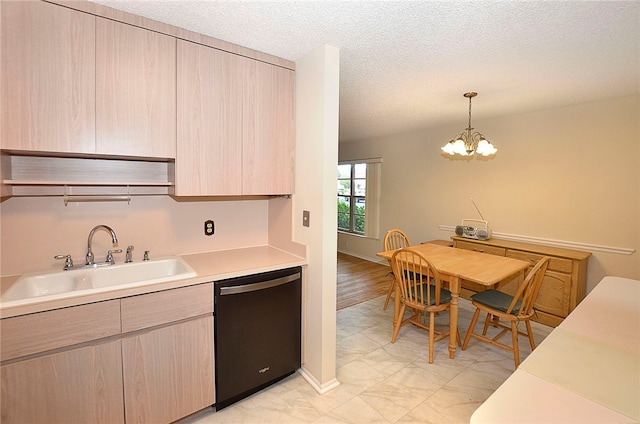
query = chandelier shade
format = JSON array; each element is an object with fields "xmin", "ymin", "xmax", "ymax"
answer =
[{"xmin": 442, "ymin": 92, "xmax": 497, "ymax": 157}]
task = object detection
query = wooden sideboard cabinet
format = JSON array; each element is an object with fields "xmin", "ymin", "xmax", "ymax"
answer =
[{"xmin": 451, "ymin": 236, "xmax": 591, "ymax": 327}]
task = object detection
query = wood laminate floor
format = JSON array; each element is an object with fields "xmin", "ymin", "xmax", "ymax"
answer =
[{"xmin": 336, "ymin": 252, "xmax": 391, "ymax": 310}]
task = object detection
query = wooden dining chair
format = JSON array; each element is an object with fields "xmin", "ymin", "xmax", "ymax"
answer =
[
  {"xmin": 382, "ymin": 229, "xmax": 410, "ymax": 310},
  {"xmin": 390, "ymin": 247, "xmax": 458, "ymax": 363},
  {"xmin": 461, "ymin": 256, "xmax": 551, "ymax": 368}
]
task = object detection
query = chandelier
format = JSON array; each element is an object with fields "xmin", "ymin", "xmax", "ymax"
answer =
[{"xmin": 441, "ymin": 92, "xmax": 497, "ymax": 157}]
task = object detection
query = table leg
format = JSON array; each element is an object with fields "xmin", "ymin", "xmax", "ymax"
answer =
[{"xmin": 449, "ymin": 276, "xmax": 460, "ymax": 359}]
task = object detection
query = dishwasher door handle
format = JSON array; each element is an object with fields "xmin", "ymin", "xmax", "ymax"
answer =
[{"xmin": 219, "ymin": 272, "xmax": 301, "ymax": 296}]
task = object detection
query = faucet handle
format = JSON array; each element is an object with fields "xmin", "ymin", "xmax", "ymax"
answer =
[
  {"xmin": 54, "ymin": 254, "xmax": 74, "ymax": 270},
  {"xmin": 106, "ymin": 249, "xmax": 122, "ymax": 265},
  {"xmin": 143, "ymin": 250, "xmax": 150, "ymax": 261}
]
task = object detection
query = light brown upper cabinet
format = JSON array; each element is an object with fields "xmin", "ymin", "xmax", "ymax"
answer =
[
  {"xmin": 176, "ymin": 40, "xmax": 294, "ymax": 196},
  {"xmin": 1, "ymin": 3, "xmax": 176, "ymax": 160},
  {"xmin": 176, "ymin": 40, "xmax": 244, "ymax": 195},
  {"xmin": 96, "ymin": 18, "xmax": 176, "ymax": 159},
  {"xmin": 243, "ymin": 61, "xmax": 295, "ymax": 195},
  {"xmin": 0, "ymin": 1, "xmax": 96, "ymax": 154},
  {"xmin": 2, "ymin": 1, "xmax": 293, "ymax": 194}
]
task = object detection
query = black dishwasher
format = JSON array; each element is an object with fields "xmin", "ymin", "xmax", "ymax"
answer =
[{"xmin": 214, "ymin": 266, "xmax": 302, "ymax": 410}]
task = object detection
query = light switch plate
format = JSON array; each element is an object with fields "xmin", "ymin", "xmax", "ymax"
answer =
[{"xmin": 303, "ymin": 210, "xmax": 310, "ymax": 227}]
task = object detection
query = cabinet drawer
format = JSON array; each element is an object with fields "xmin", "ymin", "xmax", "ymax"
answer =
[
  {"xmin": 121, "ymin": 283, "xmax": 213, "ymax": 332},
  {"xmin": 1, "ymin": 300, "xmax": 121, "ymax": 362},
  {"xmin": 454, "ymin": 240, "xmax": 506, "ymax": 256},
  {"xmin": 506, "ymin": 250, "xmax": 573, "ymax": 273}
]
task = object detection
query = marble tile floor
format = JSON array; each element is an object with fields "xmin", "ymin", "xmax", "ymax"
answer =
[{"xmin": 180, "ymin": 295, "xmax": 553, "ymax": 424}]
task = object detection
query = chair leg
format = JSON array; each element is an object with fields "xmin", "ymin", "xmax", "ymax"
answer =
[
  {"xmin": 482, "ymin": 313, "xmax": 493, "ymax": 335},
  {"xmin": 391, "ymin": 304, "xmax": 406, "ymax": 343},
  {"xmin": 456, "ymin": 327, "xmax": 462, "ymax": 347},
  {"xmin": 462, "ymin": 308, "xmax": 481, "ymax": 350},
  {"xmin": 525, "ymin": 320, "xmax": 536, "ymax": 350},
  {"xmin": 428, "ymin": 311, "xmax": 435, "ymax": 364},
  {"xmin": 511, "ymin": 321, "xmax": 520, "ymax": 368},
  {"xmin": 382, "ymin": 279, "xmax": 394, "ymax": 310}
]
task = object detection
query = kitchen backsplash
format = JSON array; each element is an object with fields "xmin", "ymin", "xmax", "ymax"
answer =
[{"xmin": 0, "ymin": 196, "xmax": 269, "ymax": 276}]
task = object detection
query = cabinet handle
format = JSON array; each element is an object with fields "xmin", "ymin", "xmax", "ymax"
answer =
[{"xmin": 219, "ymin": 272, "xmax": 301, "ymax": 295}]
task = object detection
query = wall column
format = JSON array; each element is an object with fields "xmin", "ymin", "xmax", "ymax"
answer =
[{"xmin": 293, "ymin": 44, "xmax": 340, "ymax": 392}]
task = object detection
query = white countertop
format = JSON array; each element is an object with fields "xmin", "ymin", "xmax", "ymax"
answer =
[
  {"xmin": 0, "ymin": 245, "xmax": 307, "ymax": 319},
  {"xmin": 471, "ymin": 276, "xmax": 640, "ymax": 423}
]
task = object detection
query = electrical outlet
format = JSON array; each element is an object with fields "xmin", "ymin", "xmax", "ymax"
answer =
[{"xmin": 204, "ymin": 220, "xmax": 214, "ymax": 236}]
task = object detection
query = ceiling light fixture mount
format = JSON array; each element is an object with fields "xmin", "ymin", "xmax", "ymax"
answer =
[{"xmin": 441, "ymin": 92, "xmax": 497, "ymax": 157}]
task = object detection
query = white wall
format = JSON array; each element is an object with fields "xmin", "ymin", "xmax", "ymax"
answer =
[
  {"xmin": 293, "ymin": 44, "xmax": 340, "ymax": 392},
  {"xmin": 0, "ymin": 196, "xmax": 268, "ymax": 276},
  {"xmin": 338, "ymin": 95, "xmax": 640, "ymax": 293}
]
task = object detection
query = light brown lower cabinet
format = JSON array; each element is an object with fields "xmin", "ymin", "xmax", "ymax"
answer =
[
  {"xmin": 1, "ymin": 340, "xmax": 125, "ymax": 424},
  {"xmin": 0, "ymin": 283, "xmax": 214, "ymax": 424},
  {"xmin": 122, "ymin": 316, "xmax": 215, "ymax": 424}
]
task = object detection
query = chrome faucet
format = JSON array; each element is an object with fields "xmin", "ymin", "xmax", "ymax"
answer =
[{"xmin": 86, "ymin": 225, "xmax": 118, "ymax": 265}]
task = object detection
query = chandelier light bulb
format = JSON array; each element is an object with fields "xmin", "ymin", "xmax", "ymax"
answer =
[{"xmin": 476, "ymin": 138, "xmax": 497, "ymax": 156}]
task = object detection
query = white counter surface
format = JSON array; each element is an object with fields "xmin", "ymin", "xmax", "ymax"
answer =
[
  {"xmin": 471, "ymin": 276, "xmax": 640, "ymax": 423},
  {"xmin": 0, "ymin": 246, "xmax": 306, "ymax": 319}
]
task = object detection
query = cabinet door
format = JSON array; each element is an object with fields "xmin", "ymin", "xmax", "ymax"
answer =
[
  {"xmin": 1, "ymin": 340, "xmax": 124, "ymax": 424},
  {"xmin": 1, "ymin": 0, "xmax": 95, "ymax": 153},
  {"xmin": 533, "ymin": 271, "xmax": 572, "ymax": 317},
  {"xmin": 176, "ymin": 40, "xmax": 243, "ymax": 195},
  {"xmin": 122, "ymin": 316, "xmax": 215, "ymax": 423},
  {"xmin": 96, "ymin": 18, "xmax": 176, "ymax": 159},
  {"xmin": 243, "ymin": 60, "xmax": 295, "ymax": 195}
]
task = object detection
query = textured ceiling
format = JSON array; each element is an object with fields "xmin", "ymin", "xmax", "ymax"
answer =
[{"xmin": 92, "ymin": 0, "xmax": 640, "ymax": 143}]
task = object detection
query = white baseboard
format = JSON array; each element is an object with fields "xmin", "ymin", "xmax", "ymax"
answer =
[
  {"xmin": 337, "ymin": 249, "xmax": 388, "ymax": 266},
  {"xmin": 298, "ymin": 367, "xmax": 341, "ymax": 394}
]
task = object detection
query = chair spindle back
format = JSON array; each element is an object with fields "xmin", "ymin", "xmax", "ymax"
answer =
[
  {"xmin": 391, "ymin": 248, "xmax": 443, "ymax": 310},
  {"xmin": 507, "ymin": 257, "xmax": 550, "ymax": 318},
  {"xmin": 384, "ymin": 229, "xmax": 410, "ymax": 251}
]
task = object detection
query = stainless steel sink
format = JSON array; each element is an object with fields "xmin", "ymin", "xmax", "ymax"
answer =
[{"xmin": 1, "ymin": 257, "xmax": 197, "ymax": 304}]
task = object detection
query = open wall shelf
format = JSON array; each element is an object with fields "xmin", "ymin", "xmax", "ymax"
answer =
[{"xmin": 1, "ymin": 154, "xmax": 174, "ymax": 198}]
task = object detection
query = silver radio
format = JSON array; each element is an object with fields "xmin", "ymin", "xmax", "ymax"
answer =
[{"xmin": 455, "ymin": 219, "xmax": 492, "ymax": 241}]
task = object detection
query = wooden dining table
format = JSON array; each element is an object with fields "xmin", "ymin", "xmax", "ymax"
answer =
[{"xmin": 376, "ymin": 242, "xmax": 531, "ymax": 359}]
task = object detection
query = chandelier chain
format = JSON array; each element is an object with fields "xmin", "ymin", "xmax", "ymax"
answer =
[{"xmin": 467, "ymin": 96, "xmax": 473, "ymax": 131}]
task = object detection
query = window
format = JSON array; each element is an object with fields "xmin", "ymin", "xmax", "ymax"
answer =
[{"xmin": 337, "ymin": 159, "xmax": 381, "ymax": 238}]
